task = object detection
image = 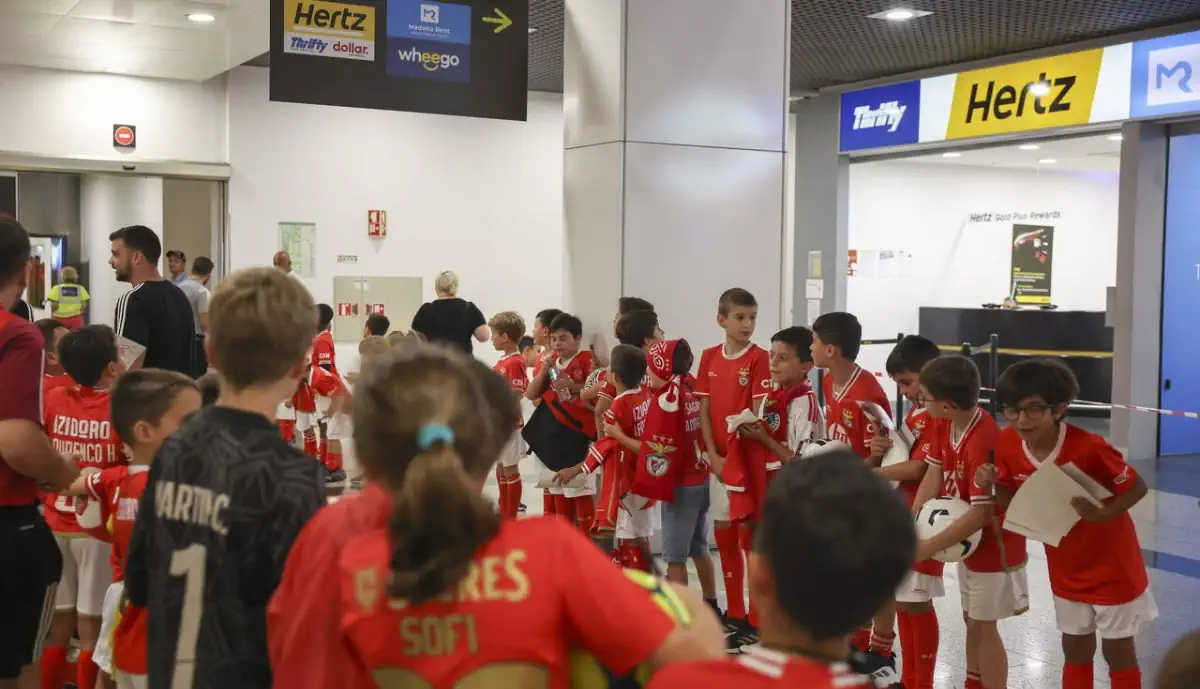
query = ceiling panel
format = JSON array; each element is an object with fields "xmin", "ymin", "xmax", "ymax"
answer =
[{"xmin": 1, "ymin": 0, "xmax": 1199, "ymax": 89}]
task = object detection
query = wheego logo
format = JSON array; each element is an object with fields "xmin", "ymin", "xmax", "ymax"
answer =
[
  {"xmin": 283, "ymin": 0, "xmax": 375, "ymax": 61},
  {"xmin": 945, "ymin": 48, "xmax": 1103, "ymax": 139},
  {"xmin": 397, "ymin": 46, "xmax": 460, "ymax": 72}
]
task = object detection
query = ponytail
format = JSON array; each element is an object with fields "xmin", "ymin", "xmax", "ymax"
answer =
[{"xmin": 386, "ymin": 444, "xmax": 500, "ymax": 604}]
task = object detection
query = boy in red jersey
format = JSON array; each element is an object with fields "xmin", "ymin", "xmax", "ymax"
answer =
[
  {"xmin": 36, "ymin": 317, "xmax": 72, "ymax": 394},
  {"xmin": 527, "ymin": 308, "xmax": 562, "ymax": 515},
  {"xmin": 59, "ymin": 370, "xmax": 201, "ymax": 689},
  {"xmin": 912, "ymin": 356, "xmax": 1027, "ymax": 689},
  {"xmin": 730, "ymin": 326, "xmax": 825, "ymax": 523},
  {"xmin": 559, "ymin": 345, "xmax": 654, "ymax": 567},
  {"xmin": 274, "ymin": 345, "xmax": 724, "ymax": 689},
  {"xmin": 286, "ymin": 363, "xmax": 347, "ymax": 487},
  {"xmin": 489, "ymin": 310, "xmax": 529, "ymax": 520},
  {"xmin": 585, "ymin": 309, "xmax": 661, "ymax": 431},
  {"xmin": 993, "ymin": 359, "xmax": 1154, "ymax": 689},
  {"xmin": 525, "ymin": 313, "xmax": 596, "ymax": 528},
  {"xmin": 695, "ymin": 288, "xmax": 771, "ymax": 649},
  {"xmin": 311, "ymin": 304, "xmax": 338, "ymax": 377},
  {"xmin": 810, "ymin": 311, "xmax": 893, "ymax": 657},
  {"xmin": 41, "ymin": 325, "xmax": 128, "ymax": 689},
  {"xmin": 647, "ymin": 449, "xmax": 917, "ymax": 689},
  {"xmin": 873, "ymin": 335, "xmax": 946, "ymax": 689}
]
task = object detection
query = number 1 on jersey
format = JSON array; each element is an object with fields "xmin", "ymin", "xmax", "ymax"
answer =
[{"xmin": 169, "ymin": 544, "xmax": 207, "ymax": 689}]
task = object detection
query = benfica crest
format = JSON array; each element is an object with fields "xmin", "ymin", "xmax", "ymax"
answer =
[
  {"xmin": 645, "ymin": 437, "xmax": 676, "ymax": 477},
  {"xmin": 738, "ymin": 367, "xmax": 750, "ymax": 387},
  {"xmin": 354, "ymin": 567, "xmax": 379, "ymax": 611},
  {"xmin": 842, "ymin": 408, "xmax": 855, "ymax": 429}
]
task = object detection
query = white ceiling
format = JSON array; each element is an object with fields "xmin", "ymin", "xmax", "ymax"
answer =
[
  {"xmin": 0, "ymin": 0, "xmax": 266, "ymax": 81},
  {"xmin": 899, "ymin": 133, "xmax": 1124, "ymax": 174}
]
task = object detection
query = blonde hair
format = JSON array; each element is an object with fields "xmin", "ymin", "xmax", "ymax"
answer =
[
  {"xmin": 358, "ymin": 335, "xmax": 391, "ymax": 366},
  {"xmin": 488, "ymin": 311, "xmax": 525, "ymax": 343},
  {"xmin": 61, "ymin": 266, "xmax": 78, "ymax": 283},
  {"xmin": 208, "ymin": 267, "xmax": 317, "ymax": 390},
  {"xmin": 353, "ymin": 346, "xmax": 506, "ymax": 604},
  {"xmin": 387, "ymin": 330, "xmax": 424, "ymax": 350},
  {"xmin": 434, "ymin": 270, "xmax": 459, "ymax": 297}
]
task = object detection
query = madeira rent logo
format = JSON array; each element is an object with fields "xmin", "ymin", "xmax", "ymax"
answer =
[
  {"xmin": 284, "ymin": 0, "xmax": 376, "ymax": 62},
  {"xmin": 1131, "ymin": 31, "xmax": 1200, "ymax": 117},
  {"xmin": 387, "ymin": 38, "xmax": 470, "ymax": 82},
  {"xmin": 387, "ymin": 0, "xmax": 472, "ymax": 45}
]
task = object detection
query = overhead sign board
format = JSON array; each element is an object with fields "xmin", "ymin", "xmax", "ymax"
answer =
[
  {"xmin": 1130, "ymin": 29, "xmax": 1200, "ymax": 119},
  {"xmin": 840, "ymin": 43, "xmax": 1133, "ymax": 152},
  {"xmin": 839, "ymin": 81, "xmax": 921, "ymax": 151},
  {"xmin": 271, "ymin": 0, "xmax": 529, "ymax": 121}
]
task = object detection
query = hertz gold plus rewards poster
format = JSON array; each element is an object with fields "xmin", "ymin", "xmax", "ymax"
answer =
[{"xmin": 1010, "ymin": 224, "xmax": 1054, "ymax": 305}]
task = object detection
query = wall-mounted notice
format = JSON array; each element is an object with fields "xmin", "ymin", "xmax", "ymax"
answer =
[
  {"xmin": 1010, "ymin": 224, "xmax": 1054, "ymax": 305},
  {"xmin": 279, "ymin": 221, "xmax": 317, "ymax": 278}
]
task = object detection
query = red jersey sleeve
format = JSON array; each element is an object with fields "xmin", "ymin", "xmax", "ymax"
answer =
[
  {"xmin": 505, "ymin": 359, "xmax": 528, "ymax": 396},
  {"xmin": 85, "ymin": 466, "xmax": 123, "ymax": 503},
  {"xmin": 553, "ymin": 520, "xmax": 675, "ymax": 674},
  {"xmin": 599, "ymin": 380, "xmax": 617, "ymax": 402},
  {"xmin": 311, "ymin": 369, "xmax": 344, "ymax": 398},
  {"xmin": 312, "ymin": 333, "xmax": 336, "ymax": 371},
  {"xmin": 964, "ymin": 427, "xmax": 998, "ymax": 507},
  {"xmin": 924, "ymin": 424, "xmax": 944, "ymax": 468},
  {"xmin": 693, "ymin": 349, "xmax": 712, "ymax": 398},
  {"xmin": 750, "ymin": 348, "xmax": 771, "ymax": 401},
  {"xmin": 1079, "ymin": 435, "xmax": 1140, "ymax": 497}
]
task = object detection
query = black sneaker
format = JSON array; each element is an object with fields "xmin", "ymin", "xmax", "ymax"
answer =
[
  {"xmin": 518, "ymin": 502, "xmax": 528, "ymax": 513},
  {"xmin": 720, "ymin": 611, "xmax": 739, "ymax": 637},
  {"xmin": 725, "ymin": 618, "xmax": 756, "ymax": 654},
  {"xmin": 324, "ymin": 468, "xmax": 347, "ymax": 487},
  {"xmin": 849, "ymin": 649, "xmax": 902, "ymax": 688}
]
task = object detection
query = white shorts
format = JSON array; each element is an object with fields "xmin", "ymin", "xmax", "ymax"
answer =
[
  {"xmin": 709, "ymin": 478, "xmax": 730, "ymax": 523},
  {"xmin": 93, "ymin": 582, "xmax": 123, "ymax": 674},
  {"xmin": 55, "ymin": 536, "xmax": 113, "ymax": 616},
  {"xmin": 1054, "ymin": 590, "xmax": 1159, "ymax": 639},
  {"xmin": 327, "ymin": 412, "xmax": 353, "ymax": 441},
  {"xmin": 499, "ymin": 432, "xmax": 523, "ymax": 468},
  {"xmin": 957, "ymin": 563, "xmax": 1029, "ymax": 621},
  {"xmin": 616, "ymin": 495, "xmax": 660, "ymax": 540},
  {"xmin": 895, "ymin": 570, "xmax": 946, "ymax": 604},
  {"xmin": 295, "ymin": 411, "xmax": 315, "ymax": 433}
]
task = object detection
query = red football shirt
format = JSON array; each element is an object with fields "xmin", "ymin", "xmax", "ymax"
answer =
[
  {"xmin": 0, "ymin": 312, "xmax": 45, "ymax": 507},
  {"xmin": 995, "ymin": 424, "xmax": 1148, "ymax": 605},
  {"xmin": 493, "ymin": 353, "xmax": 529, "ymax": 429},
  {"xmin": 311, "ymin": 330, "xmax": 338, "ymax": 378},
  {"xmin": 44, "ymin": 373, "xmax": 73, "ymax": 395},
  {"xmin": 269, "ymin": 484, "xmax": 394, "ymax": 689},
  {"xmin": 542, "ymin": 351, "xmax": 596, "ymax": 437},
  {"xmin": 647, "ymin": 646, "xmax": 871, "ymax": 689},
  {"xmin": 85, "ymin": 464, "xmax": 149, "ymax": 582},
  {"xmin": 694, "ymin": 344, "xmax": 771, "ymax": 457},
  {"xmin": 42, "ymin": 385, "xmax": 126, "ymax": 533},
  {"xmin": 339, "ymin": 517, "xmax": 675, "ymax": 689},
  {"xmin": 925, "ymin": 409, "xmax": 1026, "ymax": 573},
  {"xmin": 607, "ymin": 387, "xmax": 651, "ymax": 439},
  {"xmin": 294, "ymin": 365, "xmax": 345, "ymax": 414},
  {"xmin": 901, "ymin": 407, "xmax": 945, "ymax": 578},
  {"xmin": 822, "ymin": 366, "xmax": 890, "ymax": 459}
]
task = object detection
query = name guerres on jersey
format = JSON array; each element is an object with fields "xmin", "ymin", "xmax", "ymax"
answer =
[
  {"xmin": 155, "ymin": 480, "xmax": 231, "ymax": 536},
  {"xmin": 852, "ymin": 101, "xmax": 906, "ymax": 132}
]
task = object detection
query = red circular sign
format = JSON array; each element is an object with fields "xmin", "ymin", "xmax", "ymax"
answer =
[{"xmin": 113, "ymin": 126, "xmax": 135, "ymax": 146}]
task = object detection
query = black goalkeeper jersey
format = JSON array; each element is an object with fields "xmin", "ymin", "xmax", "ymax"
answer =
[{"xmin": 124, "ymin": 405, "xmax": 325, "ymax": 689}]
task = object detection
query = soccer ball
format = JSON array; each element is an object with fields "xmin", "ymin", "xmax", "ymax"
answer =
[
  {"xmin": 569, "ymin": 569, "xmax": 692, "ymax": 688},
  {"xmin": 915, "ymin": 497, "xmax": 982, "ymax": 563},
  {"xmin": 799, "ymin": 439, "xmax": 851, "ymax": 459}
]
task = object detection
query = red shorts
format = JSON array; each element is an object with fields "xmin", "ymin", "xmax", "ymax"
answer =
[
  {"xmin": 277, "ymin": 420, "xmax": 296, "ymax": 444},
  {"xmin": 729, "ymin": 460, "xmax": 776, "ymax": 524}
]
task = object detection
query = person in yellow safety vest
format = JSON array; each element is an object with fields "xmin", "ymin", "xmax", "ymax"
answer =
[{"xmin": 47, "ymin": 266, "xmax": 89, "ymax": 329}]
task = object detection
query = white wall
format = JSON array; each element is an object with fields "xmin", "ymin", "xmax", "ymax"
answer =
[
  {"xmin": 0, "ymin": 65, "xmax": 226, "ymax": 163},
  {"xmin": 847, "ymin": 161, "xmax": 1119, "ymax": 394},
  {"xmin": 226, "ymin": 67, "xmax": 564, "ymax": 362},
  {"xmin": 80, "ymin": 175, "xmax": 165, "ymax": 326}
]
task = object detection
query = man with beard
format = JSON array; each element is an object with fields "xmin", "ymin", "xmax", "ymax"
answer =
[{"xmin": 110, "ymin": 225, "xmax": 196, "ymax": 375}]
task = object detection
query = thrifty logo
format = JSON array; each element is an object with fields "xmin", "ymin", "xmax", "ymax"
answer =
[
  {"xmin": 852, "ymin": 101, "xmax": 906, "ymax": 132},
  {"xmin": 283, "ymin": 0, "xmax": 376, "ymax": 61},
  {"xmin": 946, "ymin": 49, "xmax": 1102, "ymax": 139}
]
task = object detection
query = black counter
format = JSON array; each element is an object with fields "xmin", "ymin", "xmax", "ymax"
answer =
[{"xmin": 918, "ymin": 307, "xmax": 1113, "ymax": 406}]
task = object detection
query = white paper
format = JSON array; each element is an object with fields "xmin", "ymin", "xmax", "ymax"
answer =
[
  {"xmin": 880, "ymin": 429, "xmax": 910, "ymax": 469},
  {"xmin": 726, "ymin": 409, "xmax": 760, "ymax": 433},
  {"xmin": 1003, "ymin": 462, "xmax": 1099, "ymax": 547},
  {"xmin": 806, "ymin": 299, "xmax": 821, "ymax": 326},
  {"xmin": 117, "ymin": 336, "xmax": 146, "ymax": 370},
  {"xmin": 1060, "ymin": 462, "xmax": 1114, "ymax": 501},
  {"xmin": 804, "ymin": 278, "xmax": 824, "ymax": 299},
  {"xmin": 859, "ymin": 401, "xmax": 894, "ymax": 432}
]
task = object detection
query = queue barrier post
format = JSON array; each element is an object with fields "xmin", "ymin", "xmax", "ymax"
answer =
[{"xmin": 988, "ymin": 333, "xmax": 1000, "ymax": 418}]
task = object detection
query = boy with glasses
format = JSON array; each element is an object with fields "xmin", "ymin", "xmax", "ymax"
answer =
[{"xmin": 993, "ymin": 359, "xmax": 1154, "ymax": 689}]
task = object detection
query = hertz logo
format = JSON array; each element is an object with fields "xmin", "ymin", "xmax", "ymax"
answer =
[
  {"xmin": 945, "ymin": 48, "xmax": 1103, "ymax": 140},
  {"xmin": 284, "ymin": 0, "xmax": 376, "ymax": 61}
]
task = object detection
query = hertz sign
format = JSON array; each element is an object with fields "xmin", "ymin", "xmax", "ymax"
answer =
[{"xmin": 945, "ymin": 49, "xmax": 1105, "ymax": 140}]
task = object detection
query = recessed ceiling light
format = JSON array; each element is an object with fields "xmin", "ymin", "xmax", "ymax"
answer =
[
  {"xmin": 867, "ymin": 8, "xmax": 933, "ymax": 21},
  {"xmin": 1018, "ymin": 143, "xmax": 1040, "ymax": 151},
  {"xmin": 186, "ymin": 12, "xmax": 216, "ymax": 23},
  {"xmin": 941, "ymin": 152, "xmax": 962, "ymax": 158},
  {"xmin": 1107, "ymin": 133, "xmax": 1123, "ymax": 141},
  {"xmin": 1038, "ymin": 158, "xmax": 1057, "ymax": 164},
  {"xmin": 1029, "ymin": 81, "xmax": 1051, "ymax": 96}
]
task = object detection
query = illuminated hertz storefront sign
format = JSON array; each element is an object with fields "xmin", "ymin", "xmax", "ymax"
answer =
[
  {"xmin": 839, "ymin": 44, "xmax": 1133, "ymax": 152},
  {"xmin": 946, "ymin": 49, "xmax": 1104, "ymax": 139}
]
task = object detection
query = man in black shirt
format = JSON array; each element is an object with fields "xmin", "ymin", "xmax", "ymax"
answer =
[
  {"xmin": 124, "ymin": 267, "xmax": 326, "ymax": 689},
  {"xmin": 110, "ymin": 226, "xmax": 197, "ymax": 375}
]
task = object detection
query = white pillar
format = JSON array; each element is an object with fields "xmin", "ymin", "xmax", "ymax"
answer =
[
  {"xmin": 562, "ymin": 0, "xmax": 791, "ymax": 349},
  {"xmin": 80, "ymin": 175, "xmax": 164, "ymax": 327}
]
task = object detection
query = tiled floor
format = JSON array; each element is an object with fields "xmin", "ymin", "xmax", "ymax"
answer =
[{"xmin": 479, "ymin": 452, "xmax": 1200, "ymax": 689}]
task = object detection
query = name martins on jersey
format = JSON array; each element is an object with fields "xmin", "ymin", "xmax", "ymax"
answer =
[
  {"xmin": 50, "ymin": 416, "xmax": 119, "ymax": 465},
  {"xmin": 154, "ymin": 480, "xmax": 232, "ymax": 536}
]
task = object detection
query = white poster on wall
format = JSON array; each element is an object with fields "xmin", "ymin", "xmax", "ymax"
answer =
[{"xmin": 278, "ymin": 222, "xmax": 317, "ymax": 279}]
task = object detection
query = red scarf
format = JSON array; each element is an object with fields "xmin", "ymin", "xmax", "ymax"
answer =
[
  {"xmin": 589, "ymin": 437, "xmax": 629, "ymax": 532},
  {"xmin": 632, "ymin": 340, "xmax": 701, "ymax": 502},
  {"xmin": 725, "ymin": 381, "xmax": 810, "ymax": 522}
]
